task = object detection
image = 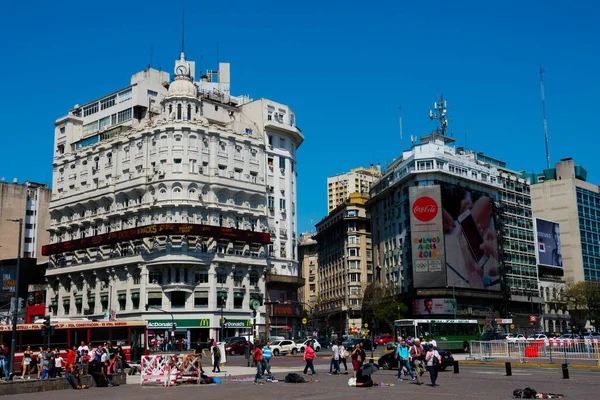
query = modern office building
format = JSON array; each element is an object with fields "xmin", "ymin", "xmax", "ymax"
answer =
[
  {"xmin": 0, "ymin": 180, "xmax": 51, "ymax": 261},
  {"xmin": 297, "ymin": 232, "xmax": 318, "ymax": 311},
  {"xmin": 327, "ymin": 165, "xmax": 382, "ymax": 213},
  {"xmin": 314, "ymin": 193, "xmax": 373, "ymax": 334},
  {"xmin": 368, "ymin": 97, "xmax": 543, "ymax": 331},
  {"xmin": 43, "ymin": 51, "xmax": 303, "ymax": 343}
]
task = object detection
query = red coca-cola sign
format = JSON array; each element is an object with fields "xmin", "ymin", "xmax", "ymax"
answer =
[{"xmin": 412, "ymin": 196, "xmax": 439, "ymax": 222}]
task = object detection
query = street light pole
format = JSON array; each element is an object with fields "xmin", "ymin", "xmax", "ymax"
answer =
[
  {"xmin": 8, "ymin": 218, "xmax": 23, "ymax": 379},
  {"xmin": 145, "ymin": 304, "xmax": 175, "ymax": 350}
]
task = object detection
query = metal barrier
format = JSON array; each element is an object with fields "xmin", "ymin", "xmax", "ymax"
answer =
[
  {"xmin": 469, "ymin": 339, "xmax": 600, "ymax": 365},
  {"xmin": 140, "ymin": 355, "xmax": 182, "ymax": 386}
]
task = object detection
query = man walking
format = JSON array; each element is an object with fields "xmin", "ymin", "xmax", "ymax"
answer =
[
  {"xmin": 211, "ymin": 341, "xmax": 221, "ymax": 373},
  {"xmin": 262, "ymin": 342, "xmax": 273, "ymax": 379},
  {"xmin": 252, "ymin": 344, "xmax": 264, "ymax": 385},
  {"xmin": 409, "ymin": 338, "xmax": 426, "ymax": 385},
  {"xmin": 328, "ymin": 340, "xmax": 340, "ymax": 375},
  {"xmin": 397, "ymin": 340, "xmax": 416, "ymax": 382}
]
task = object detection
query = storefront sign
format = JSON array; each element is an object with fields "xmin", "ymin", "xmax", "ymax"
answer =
[
  {"xmin": 223, "ymin": 319, "xmax": 252, "ymax": 328},
  {"xmin": 272, "ymin": 304, "xmax": 302, "ymax": 317},
  {"xmin": 147, "ymin": 319, "xmax": 210, "ymax": 329}
]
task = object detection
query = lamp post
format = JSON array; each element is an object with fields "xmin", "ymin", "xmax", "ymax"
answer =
[
  {"xmin": 145, "ymin": 304, "xmax": 175, "ymax": 350},
  {"xmin": 8, "ymin": 218, "xmax": 23, "ymax": 379}
]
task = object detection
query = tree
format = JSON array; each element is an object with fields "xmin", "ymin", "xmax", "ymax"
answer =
[
  {"xmin": 561, "ymin": 279, "xmax": 600, "ymax": 333},
  {"xmin": 361, "ymin": 283, "xmax": 408, "ymax": 334}
]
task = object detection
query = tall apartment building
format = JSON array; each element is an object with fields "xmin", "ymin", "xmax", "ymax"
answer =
[
  {"xmin": 0, "ymin": 180, "xmax": 51, "ymax": 261},
  {"xmin": 327, "ymin": 165, "xmax": 382, "ymax": 212},
  {"xmin": 314, "ymin": 193, "xmax": 373, "ymax": 334},
  {"xmin": 368, "ymin": 98, "xmax": 543, "ymax": 331},
  {"xmin": 297, "ymin": 232, "xmax": 318, "ymax": 311},
  {"xmin": 43, "ymin": 51, "xmax": 303, "ymax": 342}
]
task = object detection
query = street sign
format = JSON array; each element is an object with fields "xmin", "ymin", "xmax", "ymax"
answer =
[
  {"xmin": 510, "ymin": 324, "xmax": 515, "ymax": 330},
  {"xmin": 529, "ymin": 316, "xmax": 537, "ymax": 323},
  {"xmin": 364, "ymin": 323, "xmax": 368, "ymax": 328},
  {"xmin": 302, "ymin": 318, "xmax": 307, "ymax": 325}
]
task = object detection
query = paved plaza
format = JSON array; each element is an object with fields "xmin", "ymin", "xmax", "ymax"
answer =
[{"xmin": 6, "ymin": 363, "xmax": 599, "ymax": 400}]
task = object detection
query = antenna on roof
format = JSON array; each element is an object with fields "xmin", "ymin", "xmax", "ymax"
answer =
[
  {"xmin": 540, "ymin": 64, "xmax": 551, "ymax": 170},
  {"xmin": 181, "ymin": 9, "xmax": 185, "ymax": 54},
  {"xmin": 429, "ymin": 94, "xmax": 449, "ymax": 136}
]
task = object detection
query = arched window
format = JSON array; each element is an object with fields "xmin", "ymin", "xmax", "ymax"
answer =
[
  {"xmin": 173, "ymin": 187, "xmax": 182, "ymax": 198},
  {"xmin": 188, "ymin": 188, "xmax": 197, "ymax": 199},
  {"xmin": 187, "ymin": 104, "xmax": 191, "ymax": 120},
  {"xmin": 249, "ymin": 270, "xmax": 259, "ymax": 286},
  {"xmin": 177, "ymin": 104, "xmax": 182, "ymax": 120},
  {"xmin": 217, "ymin": 268, "xmax": 227, "ymax": 284},
  {"xmin": 234, "ymin": 270, "xmax": 244, "ymax": 286},
  {"xmin": 195, "ymin": 269, "xmax": 208, "ymax": 284},
  {"xmin": 169, "ymin": 104, "xmax": 172, "ymax": 115}
]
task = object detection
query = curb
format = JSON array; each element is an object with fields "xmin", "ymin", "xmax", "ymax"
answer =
[{"xmin": 460, "ymin": 361, "xmax": 600, "ymax": 369}]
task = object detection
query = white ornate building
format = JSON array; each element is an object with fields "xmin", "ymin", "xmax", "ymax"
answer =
[{"xmin": 43, "ymin": 52, "xmax": 303, "ymax": 343}]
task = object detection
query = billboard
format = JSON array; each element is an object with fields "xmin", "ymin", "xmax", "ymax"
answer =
[
  {"xmin": 441, "ymin": 185, "xmax": 501, "ymax": 291},
  {"xmin": 412, "ymin": 298, "xmax": 457, "ymax": 315},
  {"xmin": 409, "ymin": 186, "xmax": 446, "ymax": 288},
  {"xmin": 535, "ymin": 218, "xmax": 563, "ymax": 268}
]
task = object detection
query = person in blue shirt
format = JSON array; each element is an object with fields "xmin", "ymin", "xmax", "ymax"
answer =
[
  {"xmin": 262, "ymin": 341, "xmax": 273, "ymax": 378},
  {"xmin": 397, "ymin": 340, "xmax": 416, "ymax": 381}
]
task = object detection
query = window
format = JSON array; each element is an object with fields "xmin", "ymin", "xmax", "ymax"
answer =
[
  {"xmin": 348, "ymin": 236, "xmax": 359, "ymax": 244},
  {"xmin": 217, "ymin": 291, "xmax": 227, "ymax": 307},
  {"xmin": 280, "ymin": 138, "xmax": 285, "ymax": 148},
  {"xmin": 117, "ymin": 108, "xmax": 132, "ymax": 123},
  {"xmin": 268, "ymin": 135, "xmax": 273, "ymax": 145},
  {"xmin": 279, "ymin": 198, "xmax": 286, "ymax": 210},
  {"xmin": 279, "ymin": 157, "xmax": 285, "ymax": 169},
  {"xmin": 189, "ymin": 136, "xmax": 197, "ymax": 147},
  {"xmin": 250, "ymin": 171, "xmax": 258, "ymax": 183},
  {"xmin": 348, "ymin": 248, "xmax": 359, "ymax": 257},
  {"xmin": 177, "ymin": 104, "xmax": 182, "ymax": 119},
  {"xmin": 100, "ymin": 96, "xmax": 116, "ymax": 110},
  {"xmin": 118, "ymin": 294, "xmax": 126, "ymax": 311},
  {"xmin": 147, "ymin": 292, "xmax": 162, "ymax": 307},
  {"xmin": 217, "ymin": 269, "xmax": 227, "ymax": 284},
  {"xmin": 187, "ymin": 104, "xmax": 191, "ymax": 120},
  {"xmin": 234, "ymin": 270, "xmax": 244, "ymax": 286},
  {"xmin": 249, "ymin": 270, "xmax": 259, "ymax": 286},
  {"xmin": 195, "ymin": 269, "xmax": 208, "ymax": 284},
  {"xmin": 171, "ymin": 291, "xmax": 186, "ymax": 308},
  {"xmin": 234, "ymin": 292, "xmax": 244, "ymax": 309},
  {"xmin": 132, "ymin": 294, "xmax": 140, "ymax": 309},
  {"xmin": 348, "ymin": 260, "xmax": 361, "ymax": 269},
  {"xmin": 189, "ymin": 159, "xmax": 197, "ymax": 173},
  {"xmin": 149, "ymin": 270, "xmax": 163, "ymax": 284},
  {"xmin": 118, "ymin": 88, "xmax": 132, "ymax": 103},
  {"xmin": 83, "ymin": 103, "xmax": 98, "ymax": 117},
  {"xmin": 268, "ymin": 196, "xmax": 275, "ymax": 209},
  {"xmin": 173, "ymin": 158, "xmax": 182, "ymax": 172},
  {"xmin": 132, "ymin": 273, "xmax": 141, "ymax": 285},
  {"xmin": 194, "ymin": 292, "xmax": 208, "ymax": 308},
  {"xmin": 349, "ymin": 273, "xmax": 361, "ymax": 282},
  {"xmin": 75, "ymin": 299, "xmax": 83, "ymax": 314},
  {"xmin": 82, "ymin": 121, "xmax": 99, "ymax": 135}
]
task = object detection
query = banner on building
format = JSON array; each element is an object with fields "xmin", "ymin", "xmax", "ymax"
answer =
[
  {"xmin": 535, "ymin": 218, "xmax": 563, "ymax": 268},
  {"xmin": 441, "ymin": 184, "xmax": 500, "ymax": 291},
  {"xmin": 412, "ymin": 298, "xmax": 457, "ymax": 315},
  {"xmin": 409, "ymin": 186, "xmax": 446, "ymax": 288}
]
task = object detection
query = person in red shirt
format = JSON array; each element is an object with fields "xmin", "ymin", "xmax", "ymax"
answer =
[
  {"xmin": 66, "ymin": 346, "xmax": 77, "ymax": 369},
  {"xmin": 303, "ymin": 340, "xmax": 316, "ymax": 375},
  {"xmin": 252, "ymin": 345, "xmax": 263, "ymax": 385}
]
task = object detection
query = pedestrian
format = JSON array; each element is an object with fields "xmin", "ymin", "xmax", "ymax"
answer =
[
  {"xmin": 409, "ymin": 338, "xmax": 426, "ymax": 385},
  {"xmin": 328, "ymin": 340, "xmax": 340, "ymax": 375},
  {"xmin": 211, "ymin": 341, "xmax": 221, "ymax": 373},
  {"xmin": 54, "ymin": 351, "xmax": 64, "ymax": 377},
  {"xmin": 115, "ymin": 345, "xmax": 126, "ymax": 374},
  {"xmin": 194, "ymin": 339, "xmax": 207, "ymax": 374},
  {"xmin": 66, "ymin": 346, "xmax": 77, "ymax": 369},
  {"xmin": 425, "ymin": 344, "xmax": 442, "ymax": 387},
  {"xmin": 397, "ymin": 340, "xmax": 416, "ymax": 382},
  {"xmin": 338, "ymin": 341, "xmax": 349, "ymax": 374},
  {"xmin": 37, "ymin": 348, "xmax": 47, "ymax": 379},
  {"xmin": 351, "ymin": 343, "xmax": 365, "ymax": 378},
  {"xmin": 252, "ymin": 343, "xmax": 264, "ymax": 385},
  {"xmin": 0, "ymin": 343, "xmax": 9, "ymax": 380},
  {"xmin": 428, "ymin": 336, "xmax": 438, "ymax": 347},
  {"xmin": 80, "ymin": 350, "xmax": 90, "ymax": 375},
  {"xmin": 21, "ymin": 345, "xmax": 32, "ymax": 379},
  {"xmin": 46, "ymin": 347, "xmax": 56, "ymax": 378},
  {"xmin": 77, "ymin": 341, "xmax": 89, "ymax": 354},
  {"xmin": 303, "ymin": 341, "xmax": 316, "ymax": 375},
  {"xmin": 262, "ymin": 341, "xmax": 273, "ymax": 378}
]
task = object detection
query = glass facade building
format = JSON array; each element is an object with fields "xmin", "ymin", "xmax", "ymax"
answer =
[{"xmin": 576, "ymin": 187, "xmax": 600, "ymax": 281}]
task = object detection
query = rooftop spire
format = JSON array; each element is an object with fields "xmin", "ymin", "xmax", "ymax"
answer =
[{"xmin": 181, "ymin": 9, "xmax": 185, "ymax": 56}]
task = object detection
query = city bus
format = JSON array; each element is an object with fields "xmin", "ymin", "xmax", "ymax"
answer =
[
  {"xmin": 0, "ymin": 319, "xmax": 147, "ymax": 370},
  {"xmin": 394, "ymin": 319, "xmax": 481, "ymax": 352}
]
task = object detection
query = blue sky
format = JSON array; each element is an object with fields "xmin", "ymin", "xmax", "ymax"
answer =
[{"xmin": 1, "ymin": 0, "xmax": 598, "ymax": 233}]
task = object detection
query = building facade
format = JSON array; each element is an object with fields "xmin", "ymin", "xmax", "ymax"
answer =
[
  {"xmin": 315, "ymin": 193, "xmax": 373, "ymax": 335},
  {"xmin": 368, "ymin": 100, "xmax": 543, "ymax": 332},
  {"xmin": 297, "ymin": 232, "xmax": 318, "ymax": 311},
  {"xmin": 44, "ymin": 52, "xmax": 302, "ymax": 344},
  {"xmin": 327, "ymin": 165, "xmax": 382, "ymax": 213}
]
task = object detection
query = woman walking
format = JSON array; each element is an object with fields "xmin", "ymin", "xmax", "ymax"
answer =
[
  {"xmin": 425, "ymin": 344, "xmax": 442, "ymax": 387},
  {"xmin": 338, "ymin": 342, "xmax": 348, "ymax": 374},
  {"xmin": 303, "ymin": 341, "xmax": 316, "ymax": 375},
  {"xmin": 350, "ymin": 343, "xmax": 365, "ymax": 378},
  {"xmin": 21, "ymin": 346, "xmax": 32, "ymax": 379}
]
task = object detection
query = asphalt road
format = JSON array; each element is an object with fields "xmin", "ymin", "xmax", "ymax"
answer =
[{"xmin": 9, "ymin": 362, "xmax": 598, "ymax": 400}]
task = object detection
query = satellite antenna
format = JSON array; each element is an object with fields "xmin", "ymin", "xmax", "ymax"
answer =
[{"xmin": 429, "ymin": 94, "xmax": 449, "ymax": 136}]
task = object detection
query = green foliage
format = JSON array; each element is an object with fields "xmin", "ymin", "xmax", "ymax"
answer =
[
  {"xmin": 562, "ymin": 280, "xmax": 600, "ymax": 332},
  {"xmin": 361, "ymin": 284, "xmax": 407, "ymax": 333}
]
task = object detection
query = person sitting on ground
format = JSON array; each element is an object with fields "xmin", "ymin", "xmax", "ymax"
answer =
[{"xmin": 65, "ymin": 362, "xmax": 87, "ymax": 390}]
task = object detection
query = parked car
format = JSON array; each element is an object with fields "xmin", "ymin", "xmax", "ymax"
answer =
[
  {"xmin": 557, "ymin": 334, "xmax": 580, "ymax": 340},
  {"xmin": 296, "ymin": 339, "xmax": 321, "ymax": 353},
  {"xmin": 375, "ymin": 335, "xmax": 395, "ymax": 346},
  {"xmin": 316, "ymin": 337, "xmax": 331, "ymax": 349},
  {"xmin": 225, "ymin": 339, "xmax": 253, "ymax": 355},
  {"xmin": 504, "ymin": 333, "xmax": 527, "ymax": 342},
  {"xmin": 527, "ymin": 333, "xmax": 549, "ymax": 342},
  {"xmin": 271, "ymin": 340, "xmax": 297, "ymax": 355},
  {"xmin": 378, "ymin": 345, "xmax": 454, "ymax": 371},
  {"xmin": 343, "ymin": 338, "xmax": 375, "ymax": 351},
  {"xmin": 584, "ymin": 332, "xmax": 600, "ymax": 339},
  {"xmin": 221, "ymin": 336, "xmax": 246, "ymax": 345}
]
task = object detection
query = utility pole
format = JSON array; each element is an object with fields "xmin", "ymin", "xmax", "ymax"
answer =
[
  {"xmin": 540, "ymin": 64, "xmax": 551, "ymax": 169},
  {"xmin": 8, "ymin": 218, "xmax": 23, "ymax": 380}
]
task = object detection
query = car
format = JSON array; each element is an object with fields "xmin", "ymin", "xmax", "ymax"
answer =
[
  {"xmin": 375, "ymin": 335, "xmax": 395, "ymax": 346},
  {"xmin": 316, "ymin": 337, "xmax": 331, "ymax": 349},
  {"xmin": 343, "ymin": 338, "xmax": 375, "ymax": 351},
  {"xmin": 504, "ymin": 333, "xmax": 527, "ymax": 342},
  {"xmin": 296, "ymin": 339, "xmax": 321, "ymax": 353},
  {"xmin": 378, "ymin": 344, "xmax": 454, "ymax": 371},
  {"xmin": 584, "ymin": 332, "xmax": 600, "ymax": 339},
  {"xmin": 557, "ymin": 334, "xmax": 580, "ymax": 340},
  {"xmin": 225, "ymin": 339, "xmax": 253, "ymax": 355},
  {"xmin": 270, "ymin": 340, "xmax": 297, "ymax": 356},
  {"xmin": 221, "ymin": 336, "xmax": 246, "ymax": 345}
]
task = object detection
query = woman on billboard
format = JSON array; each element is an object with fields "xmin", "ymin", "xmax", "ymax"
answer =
[{"xmin": 442, "ymin": 189, "xmax": 500, "ymax": 290}]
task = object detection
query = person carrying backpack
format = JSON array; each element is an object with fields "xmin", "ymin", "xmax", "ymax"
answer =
[
  {"xmin": 425, "ymin": 344, "xmax": 442, "ymax": 387},
  {"xmin": 211, "ymin": 341, "xmax": 221, "ymax": 373}
]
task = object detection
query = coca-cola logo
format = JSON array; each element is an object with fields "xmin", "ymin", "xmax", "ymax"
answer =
[{"xmin": 412, "ymin": 196, "xmax": 438, "ymax": 222}]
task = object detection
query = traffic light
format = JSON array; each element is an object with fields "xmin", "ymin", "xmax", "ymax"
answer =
[{"xmin": 44, "ymin": 315, "xmax": 51, "ymax": 328}]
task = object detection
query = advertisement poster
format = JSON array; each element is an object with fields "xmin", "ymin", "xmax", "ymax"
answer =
[
  {"xmin": 441, "ymin": 185, "xmax": 500, "ymax": 291},
  {"xmin": 535, "ymin": 218, "xmax": 563, "ymax": 268},
  {"xmin": 409, "ymin": 186, "xmax": 446, "ymax": 288},
  {"xmin": 412, "ymin": 298, "xmax": 457, "ymax": 315}
]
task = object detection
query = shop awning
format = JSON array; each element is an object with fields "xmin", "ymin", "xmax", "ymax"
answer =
[
  {"xmin": 117, "ymin": 294, "xmax": 127, "ymax": 300},
  {"xmin": 194, "ymin": 292, "xmax": 208, "ymax": 298},
  {"xmin": 148, "ymin": 292, "xmax": 162, "ymax": 299},
  {"xmin": 75, "ymin": 298, "xmax": 83, "ymax": 304},
  {"xmin": 217, "ymin": 292, "xmax": 228, "ymax": 298},
  {"xmin": 101, "ymin": 295, "xmax": 108, "ymax": 302},
  {"xmin": 63, "ymin": 299, "xmax": 70, "ymax": 305},
  {"xmin": 234, "ymin": 292, "xmax": 244, "ymax": 299},
  {"xmin": 88, "ymin": 296, "xmax": 95, "ymax": 303},
  {"xmin": 131, "ymin": 293, "xmax": 140, "ymax": 299}
]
